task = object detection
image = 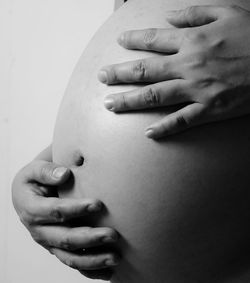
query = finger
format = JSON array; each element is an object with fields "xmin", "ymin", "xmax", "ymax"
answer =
[
  {"xmin": 104, "ymin": 80, "xmax": 190, "ymax": 112},
  {"xmin": 51, "ymin": 248, "xmax": 119, "ymax": 270},
  {"xmin": 27, "ymin": 197, "xmax": 103, "ymax": 224},
  {"xmin": 145, "ymin": 103, "xmax": 205, "ymax": 138},
  {"xmin": 118, "ymin": 28, "xmax": 182, "ymax": 53},
  {"xmin": 98, "ymin": 55, "xmax": 180, "ymax": 85},
  {"xmin": 166, "ymin": 5, "xmax": 227, "ymax": 28},
  {"xmin": 33, "ymin": 226, "xmax": 119, "ymax": 251},
  {"xmin": 23, "ymin": 160, "xmax": 70, "ymax": 186},
  {"xmin": 80, "ymin": 269, "xmax": 113, "ymax": 281}
]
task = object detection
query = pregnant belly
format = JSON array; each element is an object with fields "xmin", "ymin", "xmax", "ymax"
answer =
[{"xmin": 52, "ymin": 0, "xmax": 250, "ymax": 282}]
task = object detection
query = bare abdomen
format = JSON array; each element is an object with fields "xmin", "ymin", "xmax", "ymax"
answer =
[{"xmin": 53, "ymin": 0, "xmax": 250, "ymax": 282}]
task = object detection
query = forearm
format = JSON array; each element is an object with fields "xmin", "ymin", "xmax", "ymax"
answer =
[{"xmin": 34, "ymin": 144, "xmax": 52, "ymax": 162}]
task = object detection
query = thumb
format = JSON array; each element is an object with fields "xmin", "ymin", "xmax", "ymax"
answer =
[
  {"xmin": 24, "ymin": 160, "xmax": 71, "ymax": 185},
  {"xmin": 166, "ymin": 5, "xmax": 224, "ymax": 28}
]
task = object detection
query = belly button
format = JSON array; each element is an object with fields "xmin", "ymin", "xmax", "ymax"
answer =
[{"xmin": 73, "ymin": 151, "xmax": 85, "ymax": 167}]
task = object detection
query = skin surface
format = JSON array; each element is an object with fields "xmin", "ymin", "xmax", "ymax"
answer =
[
  {"xmin": 53, "ymin": 0, "xmax": 250, "ymax": 282},
  {"xmin": 101, "ymin": 5, "xmax": 250, "ymax": 139},
  {"xmin": 11, "ymin": 146, "xmax": 119, "ymax": 281}
]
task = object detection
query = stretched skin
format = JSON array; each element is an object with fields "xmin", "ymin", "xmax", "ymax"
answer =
[{"xmin": 53, "ymin": 0, "xmax": 250, "ymax": 282}]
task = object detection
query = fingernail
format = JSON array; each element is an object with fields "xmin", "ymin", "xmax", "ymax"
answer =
[
  {"xmin": 87, "ymin": 202, "xmax": 102, "ymax": 212},
  {"xmin": 117, "ymin": 32, "xmax": 125, "ymax": 45},
  {"xmin": 145, "ymin": 128, "xmax": 154, "ymax": 139},
  {"xmin": 98, "ymin": 70, "xmax": 108, "ymax": 84},
  {"xmin": 104, "ymin": 97, "xmax": 115, "ymax": 111},
  {"xmin": 105, "ymin": 258, "xmax": 119, "ymax": 266},
  {"xmin": 53, "ymin": 167, "xmax": 68, "ymax": 179}
]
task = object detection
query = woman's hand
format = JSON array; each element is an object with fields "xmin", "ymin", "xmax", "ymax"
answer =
[
  {"xmin": 12, "ymin": 160, "xmax": 119, "ymax": 281},
  {"xmin": 99, "ymin": 5, "xmax": 250, "ymax": 139}
]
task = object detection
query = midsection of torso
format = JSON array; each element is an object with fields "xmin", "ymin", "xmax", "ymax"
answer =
[{"xmin": 53, "ymin": 0, "xmax": 250, "ymax": 282}]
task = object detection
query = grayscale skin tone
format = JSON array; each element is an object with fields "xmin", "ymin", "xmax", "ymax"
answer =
[
  {"xmin": 12, "ymin": 145, "xmax": 120, "ymax": 281},
  {"xmin": 12, "ymin": 1, "xmax": 250, "ymax": 282},
  {"xmin": 52, "ymin": 0, "xmax": 250, "ymax": 281},
  {"xmin": 100, "ymin": 5, "xmax": 250, "ymax": 139}
]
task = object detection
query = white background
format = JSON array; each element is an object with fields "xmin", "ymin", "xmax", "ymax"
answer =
[{"xmin": 0, "ymin": 1, "xmax": 114, "ymax": 282}]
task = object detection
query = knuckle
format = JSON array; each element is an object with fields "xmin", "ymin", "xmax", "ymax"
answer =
[
  {"xmin": 188, "ymin": 52, "xmax": 208, "ymax": 70},
  {"xmin": 142, "ymin": 87, "xmax": 160, "ymax": 106},
  {"xmin": 190, "ymin": 31, "xmax": 207, "ymax": 44},
  {"xmin": 213, "ymin": 96, "xmax": 227, "ymax": 108},
  {"xmin": 50, "ymin": 205, "xmax": 65, "ymax": 223},
  {"xmin": 184, "ymin": 6, "xmax": 197, "ymax": 25},
  {"xmin": 120, "ymin": 93, "xmax": 128, "ymax": 110},
  {"xmin": 40, "ymin": 164, "xmax": 53, "ymax": 182},
  {"xmin": 132, "ymin": 60, "xmax": 147, "ymax": 81},
  {"xmin": 60, "ymin": 234, "xmax": 73, "ymax": 250},
  {"xmin": 102, "ymin": 65, "xmax": 118, "ymax": 84},
  {"xmin": 143, "ymin": 28, "xmax": 157, "ymax": 48},
  {"xmin": 175, "ymin": 115, "xmax": 189, "ymax": 130},
  {"xmin": 209, "ymin": 84, "xmax": 229, "ymax": 108},
  {"xmin": 209, "ymin": 37, "xmax": 226, "ymax": 52},
  {"xmin": 18, "ymin": 210, "xmax": 31, "ymax": 224},
  {"xmin": 225, "ymin": 5, "xmax": 248, "ymax": 17},
  {"xmin": 109, "ymin": 67, "xmax": 118, "ymax": 83},
  {"xmin": 183, "ymin": 29, "xmax": 207, "ymax": 46},
  {"xmin": 182, "ymin": 29, "xmax": 190, "ymax": 42},
  {"xmin": 19, "ymin": 208, "xmax": 37, "ymax": 225},
  {"xmin": 196, "ymin": 76, "xmax": 216, "ymax": 88},
  {"xmin": 186, "ymin": 6, "xmax": 196, "ymax": 15}
]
